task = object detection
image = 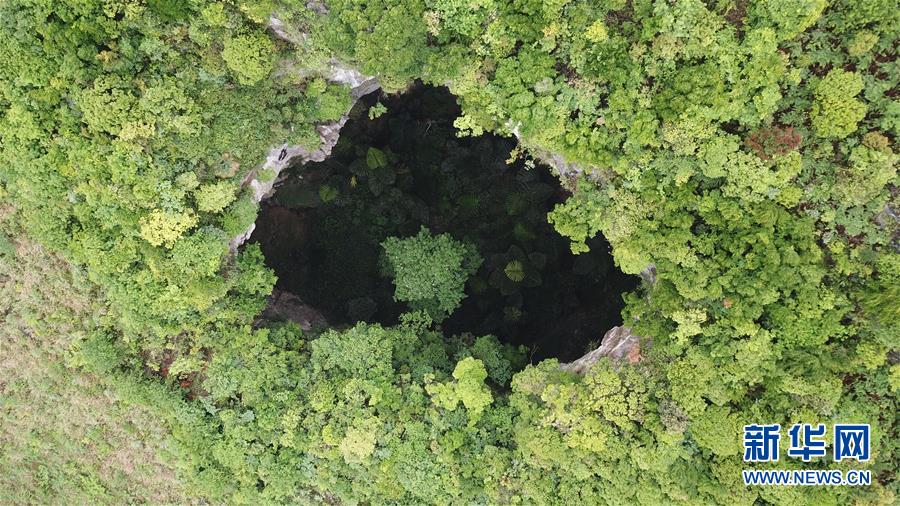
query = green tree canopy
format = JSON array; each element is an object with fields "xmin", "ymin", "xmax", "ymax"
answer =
[{"xmin": 381, "ymin": 227, "xmax": 482, "ymax": 321}]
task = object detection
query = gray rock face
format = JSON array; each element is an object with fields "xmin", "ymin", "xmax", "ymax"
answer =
[
  {"xmin": 561, "ymin": 326, "xmax": 644, "ymax": 374},
  {"xmin": 258, "ymin": 288, "xmax": 328, "ymax": 331},
  {"xmin": 526, "ymin": 142, "xmax": 590, "ymax": 181},
  {"xmin": 506, "ymin": 122, "xmax": 601, "ymax": 183},
  {"xmin": 640, "ymin": 264, "xmax": 657, "ymax": 285},
  {"xmin": 268, "ymin": 15, "xmax": 299, "ymax": 44}
]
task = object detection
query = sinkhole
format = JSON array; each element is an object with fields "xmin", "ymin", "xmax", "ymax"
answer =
[{"xmin": 249, "ymin": 84, "xmax": 637, "ymax": 362}]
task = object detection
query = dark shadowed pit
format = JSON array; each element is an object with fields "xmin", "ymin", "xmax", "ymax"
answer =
[{"xmin": 250, "ymin": 83, "xmax": 637, "ymax": 362}]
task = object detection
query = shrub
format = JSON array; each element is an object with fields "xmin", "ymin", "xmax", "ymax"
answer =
[
  {"xmin": 79, "ymin": 333, "xmax": 124, "ymax": 374},
  {"xmin": 195, "ymin": 181, "xmax": 237, "ymax": 213},
  {"xmin": 139, "ymin": 209, "xmax": 199, "ymax": 248},
  {"xmin": 222, "ymin": 33, "xmax": 276, "ymax": 85},
  {"xmin": 752, "ymin": 0, "xmax": 827, "ymax": 40},
  {"xmin": 745, "ymin": 126, "xmax": 802, "ymax": 159},
  {"xmin": 810, "ymin": 69, "xmax": 867, "ymax": 139}
]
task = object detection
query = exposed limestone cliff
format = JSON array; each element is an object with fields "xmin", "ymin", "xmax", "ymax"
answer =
[
  {"xmin": 258, "ymin": 288, "xmax": 328, "ymax": 331},
  {"xmin": 229, "ymin": 59, "xmax": 378, "ymax": 251},
  {"xmin": 561, "ymin": 326, "xmax": 645, "ymax": 373}
]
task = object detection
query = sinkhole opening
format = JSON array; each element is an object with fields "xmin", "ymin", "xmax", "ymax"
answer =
[{"xmin": 250, "ymin": 83, "xmax": 637, "ymax": 362}]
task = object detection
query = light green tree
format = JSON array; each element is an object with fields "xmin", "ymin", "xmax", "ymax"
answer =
[
  {"xmin": 381, "ymin": 227, "xmax": 482, "ymax": 321},
  {"xmin": 195, "ymin": 181, "xmax": 237, "ymax": 213},
  {"xmin": 811, "ymin": 69, "xmax": 867, "ymax": 139},
  {"xmin": 222, "ymin": 33, "xmax": 275, "ymax": 85},
  {"xmin": 426, "ymin": 357, "xmax": 493, "ymax": 424},
  {"xmin": 139, "ymin": 209, "xmax": 198, "ymax": 248}
]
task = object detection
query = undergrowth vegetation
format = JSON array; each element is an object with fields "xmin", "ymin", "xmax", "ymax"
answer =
[
  {"xmin": 0, "ymin": 0, "xmax": 897, "ymax": 504},
  {"xmin": 0, "ymin": 233, "xmax": 192, "ymax": 504}
]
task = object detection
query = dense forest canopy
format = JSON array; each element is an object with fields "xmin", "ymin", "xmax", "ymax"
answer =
[{"xmin": 0, "ymin": 0, "xmax": 897, "ymax": 504}]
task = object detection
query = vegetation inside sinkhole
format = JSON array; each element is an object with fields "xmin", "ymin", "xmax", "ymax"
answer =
[{"xmin": 252, "ymin": 84, "xmax": 638, "ymax": 361}]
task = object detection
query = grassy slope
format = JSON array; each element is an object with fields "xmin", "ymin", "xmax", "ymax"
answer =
[{"xmin": 0, "ymin": 233, "xmax": 194, "ymax": 505}]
